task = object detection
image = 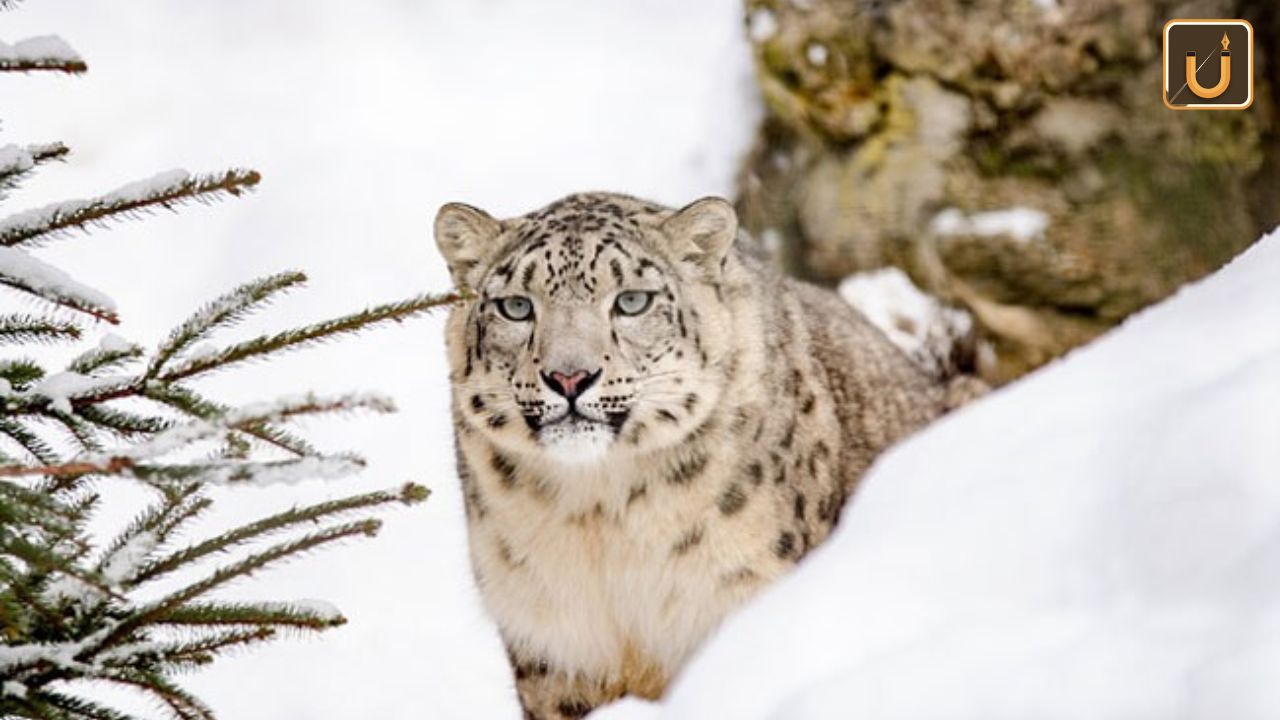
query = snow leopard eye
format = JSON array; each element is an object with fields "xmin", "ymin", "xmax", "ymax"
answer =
[
  {"xmin": 495, "ymin": 296, "xmax": 534, "ymax": 321},
  {"xmin": 614, "ymin": 290, "xmax": 655, "ymax": 317}
]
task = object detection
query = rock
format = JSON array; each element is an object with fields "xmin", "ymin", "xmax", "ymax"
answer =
[{"xmin": 736, "ymin": 0, "xmax": 1276, "ymax": 383}]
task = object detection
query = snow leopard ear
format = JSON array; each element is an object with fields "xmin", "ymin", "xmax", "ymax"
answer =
[
  {"xmin": 660, "ymin": 197, "xmax": 738, "ymax": 275},
  {"xmin": 434, "ymin": 202, "xmax": 503, "ymax": 289}
]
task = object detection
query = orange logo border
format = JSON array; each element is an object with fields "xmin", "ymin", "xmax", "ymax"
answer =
[{"xmin": 1162, "ymin": 18, "xmax": 1254, "ymax": 111}]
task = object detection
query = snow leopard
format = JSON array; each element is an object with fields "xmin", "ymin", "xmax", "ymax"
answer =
[{"xmin": 435, "ymin": 192, "xmax": 978, "ymax": 719}]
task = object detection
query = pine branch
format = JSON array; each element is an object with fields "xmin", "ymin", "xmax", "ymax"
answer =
[
  {"xmin": 0, "ymin": 356, "xmax": 44, "ymax": 389},
  {"xmin": 41, "ymin": 409, "xmax": 105, "ymax": 453},
  {"xmin": 88, "ymin": 669, "xmax": 215, "ymax": 720},
  {"xmin": 140, "ymin": 627, "xmax": 277, "ymax": 671},
  {"xmin": 133, "ymin": 481, "xmax": 426, "ymax": 586},
  {"xmin": 0, "ymin": 315, "xmax": 81, "ymax": 345},
  {"xmin": 95, "ymin": 486, "xmax": 207, "ymax": 586},
  {"xmin": 69, "ymin": 340, "xmax": 143, "ymax": 375},
  {"xmin": 153, "ymin": 600, "xmax": 346, "ymax": 630},
  {"xmin": 146, "ymin": 270, "xmax": 307, "ymax": 378},
  {"xmin": 0, "ymin": 418, "xmax": 60, "ymax": 465},
  {"xmin": 126, "ymin": 454, "xmax": 366, "ymax": 487},
  {"xmin": 0, "ymin": 143, "xmax": 70, "ymax": 198},
  {"xmin": 0, "ymin": 247, "xmax": 119, "ymax": 323},
  {"xmin": 0, "ymin": 478, "xmax": 75, "ymax": 535},
  {"xmin": 13, "ymin": 690, "xmax": 137, "ymax": 720},
  {"xmin": 0, "ymin": 394, "xmax": 390, "ymax": 478},
  {"xmin": 87, "ymin": 520, "xmax": 384, "ymax": 659},
  {"xmin": 141, "ymin": 384, "xmax": 315, "ymax": 457},
  {"xmin": 0, "ymin": 37, "xmax": 86, "ymax": 75},
  {"xmin": 0, "ymin": 169, "xmax": 260, "ymax": 248},
  {"xmin": 74, "ymin": 404, "xmax": 171, "ymax": 439},
  {"xmin": 159, "ymin": 290, "xmax": 464, "ymax": 381}
]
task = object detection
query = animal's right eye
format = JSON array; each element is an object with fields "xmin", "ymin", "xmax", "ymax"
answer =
[{"xmin": 494, "ymin": 296, "xmax": 534, "ymax": 322}]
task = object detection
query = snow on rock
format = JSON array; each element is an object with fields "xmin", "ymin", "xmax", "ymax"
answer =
[
  {"xmin": 601, "ymin": 229, "xmax": 1280, "ymax": 719},
  {"xmin": 838, "ymin": 267, "xmax": 973, "ymax": 377},
  {"xmin": 748, "ymin": 7, "xmax": 778, "ymax": 42},
  {"xmin": 0, "ymin": 35, "xmax": 82, "ymax": 65},
  {"xmin": 0, "ymin": 246, "xmax": 117, "ymax": 313},
  {"xmin": 930, "ymin": 206, "xmax": 1049, "ymax": 242}
]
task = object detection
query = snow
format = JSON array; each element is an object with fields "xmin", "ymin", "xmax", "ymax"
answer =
[
  {"xmin": 100, "ymin": 531, "xmax": 158, "ymax": 586},
  {"xmin": 838, "ymin": 267, "xmax": 972, "ymax": 377},
  {"xmin": 100, "ymin": 169, "xmax": 189, "ymax": 205},
  {"xmin": 1, "ymin": 681, "xmax": 28, "ymax": 699},
  {"xmin": 0, "ymin": 169, "xmax": 192, "ymax": 245},
  {"xmin": 26, "ymin": 369, "xmax": 126, "ymax": 414},
  {"xmin": 3, "ymin": 3, "xmax": 757, "ymax": 716},
  {"xmin": 272, "ymin": 598, "xmax": 344, "ymax": 623},
  {"xmin": 73, "ymin": 392, "xmax": 394, "ymax": 467},
  {"xmin": 931, "ymin": 206, "xmax": 1050, "ymax": 242},
  {"xmin": 0, "ymin": 34, "xmax": 81, "ymax": 65},
  {"xmin": 97, "ymin": 332, "xmax": 135, "ymax": 353},
  {"xmin": 805, "ymin": 43, "xmax": 828, "ymax": 66},
  {"xmin": 0, "ymin": 144, "xmax": 36, "ymax": 175},
  {"xmin": 596, "ymin": 228, "xmax": 1280, "ymax": 719},
  {"xmin": 748, "ymin": 8, "xmax": 778, "ymax": 42},
  {"xmin": 0, "ymin": 245, "xmax": 117, "ymax": 313}
]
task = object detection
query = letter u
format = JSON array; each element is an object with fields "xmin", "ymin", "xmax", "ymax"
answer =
[{"xmin": 1186, "ymin": 51, "xmax": 1231, "ymax": 99}]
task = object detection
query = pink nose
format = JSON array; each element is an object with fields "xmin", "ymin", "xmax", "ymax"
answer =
[{"xmin": 543, "ymin": 369, "xmax": 597, "ymax": 400}]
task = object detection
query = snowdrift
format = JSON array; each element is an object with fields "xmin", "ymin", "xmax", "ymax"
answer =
[{"xmin": 596, "ymin": 229, "xmax": 1280, "ymax": 719}]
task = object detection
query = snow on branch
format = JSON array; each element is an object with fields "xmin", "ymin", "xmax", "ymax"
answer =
[
  {"xmin": 0, "ymin": 35, "xmax": 86, "ymax": 74},
  {"xmin": 0, "ymin": 168, "xmax": 261, "ymax": 248},
  {"xmin": 0, "ymin": 143, "xmax": 68, "ymax": 198},
  {"xmin": 0, "ymin": 246, "xmax": 119, "ymax": 323},
  {"xmin": 147, "ymin": 270, "xmax": 309, "ymax": 379},
  {"xmin": 159, "ymin": 290, "xmax": 467, "ymax": 382},
  {"xmin": 0, "ymin": 392, "xmax": 395, "ymax": 480},
  {"xmin": 0, "ymin": 314, "xmax": 82, "ymax": 345}
]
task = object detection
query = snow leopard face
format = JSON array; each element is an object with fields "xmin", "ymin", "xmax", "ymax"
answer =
[{"xmin": 437, "ymin": 193, "xmax": 738, "ymax": 465}]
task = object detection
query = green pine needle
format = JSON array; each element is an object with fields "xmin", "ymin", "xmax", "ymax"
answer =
[
  {"xmin": 0, "ymin": 169, "xmax": 260, "ymax": 248},
  {"xmin": 0, "ymin": 315, "xmax": 81, "ymax": 345}
]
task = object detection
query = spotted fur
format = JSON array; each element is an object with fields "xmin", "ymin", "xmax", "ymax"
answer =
[{"xmin": 436, "ymin": 192, "xmax": 965, "ymax": 718}]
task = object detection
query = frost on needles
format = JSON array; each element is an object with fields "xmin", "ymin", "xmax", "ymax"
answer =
[{"xmin": 0, "ymin": 8, "xmax": 460, "ymax": 719}]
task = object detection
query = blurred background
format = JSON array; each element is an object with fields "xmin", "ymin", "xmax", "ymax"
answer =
[
  {"xmin": 3, "ymin": 0, "xmax": 1275, "ymax": 718},
  {"xmin": 737, "ymin": 0, "xmax": 1278, "ymax": 382}
]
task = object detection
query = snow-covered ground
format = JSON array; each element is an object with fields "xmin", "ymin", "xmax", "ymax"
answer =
[
  {"xmin": 596, "ymin": 230, "xmax": 1280, "ymax": 719},
  {"xmin": 2, "ymin": 2, "xmax": 757, "ymax": 718}
]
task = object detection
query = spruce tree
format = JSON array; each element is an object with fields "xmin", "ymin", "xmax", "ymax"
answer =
[{"xmin": 1, "ymin": 6, "xmax": 459, "ymax": 717}]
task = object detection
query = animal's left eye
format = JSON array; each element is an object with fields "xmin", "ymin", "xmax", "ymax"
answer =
[{"xmin": 614, "ymin": 290, "xmax": 655, "ymax": 317}]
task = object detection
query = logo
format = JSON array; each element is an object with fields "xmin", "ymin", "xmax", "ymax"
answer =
[{"xmin": 1163, "ymin": 19, "xmax": 1253, "ymax": 110}]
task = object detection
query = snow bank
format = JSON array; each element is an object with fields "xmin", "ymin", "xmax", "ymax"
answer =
[{"xmin": 597, "ymin": 230, "xmax": 1280, "ymax": 719}]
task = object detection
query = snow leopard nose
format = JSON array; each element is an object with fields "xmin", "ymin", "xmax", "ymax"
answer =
[{"xmin": 541, "ymin": 368, "xmax": 600, "ymax": 401}]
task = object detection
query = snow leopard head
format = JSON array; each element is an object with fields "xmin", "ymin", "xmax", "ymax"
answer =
[{"xmin": 436, "ymin": 192, "xmax": 738, "ymax": 465}]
